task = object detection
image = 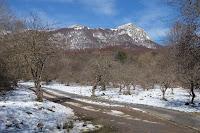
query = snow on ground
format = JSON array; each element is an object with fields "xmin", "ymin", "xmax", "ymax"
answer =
[
  {"xmin": 108, "ymin": 110, "xmax": 125, "ymax": 116},
  {"xmin": 20, "ymin": 82, "xmax": 200, "ymax": 112},
  {"xmin": 0, "ymin": 86, "xmax": 101, "ymax": 133},
  {"xmin": 103, "ymin": 110, "xmax": 158, "ymax": 124}
]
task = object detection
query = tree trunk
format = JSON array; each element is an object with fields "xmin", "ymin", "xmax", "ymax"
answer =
[
  {"xmin": 162, "ymin": 89, "xmax": 166, "ymax": 100},
  {"xmin": 124, "ymin": 84, "xmax": 131, "ymax": 95},
  {"xmin": 132, "ymin": 83, "xmax": 136, "ymax": 90},
  {"xmin": 101, "ymin": 82, "xmax": 106, "ymax": 91},
  {"xmin": 35, "ymin": 80, "xmax": 43, "ymax": 102},
  {"xmin": 164, "ymin": 85, "xmax": 168, "ymax": 100},
  {"xmin": 36, "ymin": 87, "xmax": 43, "ymax": 102},
  {"xmin": 66, "ymin": 82, "xmax": 70, "ymax": 86},
  {"xmin": 161, "ymin": 85, "xmax": 167, "ymax": 101},
  {"xmin": 151, "ymin": 83, "xmax": 155, "ymax": 89},
  {"xmin": 190, "ymin": 82, "xmax": 195, "ymax": 104},
  {"xmin": 119, "ymin": 84, "xmax": 123, "ymax": 93},
  {"xmin": 119, "ymin": 85, "xmax": 122, "ymax": 93},
  {"xmin": 13, "ymin": 80, "xmax": 18, "ymax": 87},
  {"xmin": 142, "ymin": 84, "xmax": 146, "ymax": 91},
  {"xmin": 92, "ymin": 84, "xmax": 97, "ymax": 97},
  {"xmin": 171, "ymin": 88, "xmax": 174, "ymax": 94},
  {"xmin": 127, "ymin": 85, "xmax": 131, "ymax": 95}
]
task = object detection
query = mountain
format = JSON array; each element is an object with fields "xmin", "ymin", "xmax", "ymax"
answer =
[{"xmin": 50, "ymin": 23, "xmax": 159, "ymax": 49}]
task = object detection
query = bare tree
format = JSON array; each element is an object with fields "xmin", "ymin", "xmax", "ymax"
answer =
[
  {"xmin": 170, "ymin": 0, "xmax": 200, "ymax": 104},
  {"xmin": 155, "ymin": 49, "xmax": 176, "ymax": 100},
  {"xmin": 111, "ymin": 63, "xmax": 130, "ymax": 95},
  {"xmin": 11, "ymin": 13, "xmax": 57, "ymax": 101},
  {"xmin": 90, "ymin": 53, "xmax": 112, "ymax": 96},
  {"xmin": 137, "ymin": 51, "xmax": 158, "ymax": 91},
  {"xmin": 0, "ymin": 0, "xmax": 22, "ymax": 90}
]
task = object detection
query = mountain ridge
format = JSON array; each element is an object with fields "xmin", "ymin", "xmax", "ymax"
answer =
[{"xmin": 51, "ymin": 23, "xmax": 160, "ymax": 49}]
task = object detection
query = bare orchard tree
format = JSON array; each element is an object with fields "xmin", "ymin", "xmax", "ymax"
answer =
[
  {"xmin": 170, "ymin": 0, "xmax": 200, "ymax": 104},
  {"xmin": 111, "ymin": 62, "xmax": 125, "ymax": 93},
  {"xmin": 119, "ymin": 64, "xmax": 133, "ymax": 95},
  {"xmin": 111, "ymin": 60, "xmax": 139, "ymax": 95},
  {"xmin": 12, "ymin": 14, "xmax": 57, "ymax": 101},
  {"xmin": 90, "ymin": 53, "xmax": 112, "ymax": 97},
  {"xmin": 155, "ymin": 49, "xmax": 176, "ymax": 100},
  {"xmin": 137, "ymin": 51, "xmax": 158, "ymax": 91}
]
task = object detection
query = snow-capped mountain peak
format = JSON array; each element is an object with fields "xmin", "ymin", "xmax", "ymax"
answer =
[
  {"xmin": 117, "ymin": 23, "xmax": 151, "ymax": 42},
  {"xmin": 68, "ymin": 24, "xmax": 88, "ymax": 30},
  {"xmin": 117, "ymin": 23, "xmax": 136, "ymax": 30},
  {"xmin": 52, "ymin": 23, "xmax": 158, "ymax": 49}
]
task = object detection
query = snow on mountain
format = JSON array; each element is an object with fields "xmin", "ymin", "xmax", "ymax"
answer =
[
  {"xmin": 68, "ymin": 24, "xmax": 88, "ymax": 30},
  {"xmin": 117, "ymin": 23, "xmax": 151, "ymax": 42},
  {"xmin": 51, "ymin": 23, "xmax": 159, "ymax": 49}
]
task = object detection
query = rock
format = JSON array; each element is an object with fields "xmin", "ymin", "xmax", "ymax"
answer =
[
  {"xmin": 47, "ymin": 108, "xmax": 55, "ymax": 112},
  {"xmin": 185, "ymin": 102, "xmax": 190, "ymax": 105},
  {"xmin": 26, "ymin": 111, "xmax": 32, "ymax": 115},
  {"xmin": 82, "ymin": 123, "xmax": 87, "ymax": 127},
  {"xmin": 37, "ymin": 122, "xmax": 44, "ymax": 129},
  {"xmin": 38, "ymin": 107, "xmax": 45, "ymax": 110},
  {"xmin": 101, "ymin": 93, "xmax": 105, "ymax": 96},
  {"xmin": 15, "ymin": 123, "xmax": 22, "ymax": 129},
  {"xmin": 57, "ymin": 125, "xmax": 61, "ymax": 129},
  {"xmin": 5, "ymin": 121, "xmax": 12, "ymax": 128}
]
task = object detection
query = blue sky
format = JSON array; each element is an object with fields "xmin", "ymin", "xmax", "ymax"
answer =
[{"xmin": 7, "ymin": 0, "xmax": 178, "ymax": 44}]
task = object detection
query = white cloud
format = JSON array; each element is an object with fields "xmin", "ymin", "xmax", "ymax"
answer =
[
  {"xmin": 31, "ymin": 10, "xmax": 78, "ymax": 28},
  {"xmin": 16, "ymin": 9, "xmax": 59, "ymax": 28},
  {"xmin": 23, "ymin": 0, "xmax": 73, "ymax": 2},
  {"xmin": 147, "ymin": 27, "xmax": 169, "ymax": 41},
  {"xmin": 22, "ymin": 0, "xmax": 116, "ymax": 16},
  {"xmin": 35, "ymin": 10, "xmax": 57, "ymax": 26},
  {"xmin": 79, "ymin": 0, "xmax": 116, "ymax": 16}
]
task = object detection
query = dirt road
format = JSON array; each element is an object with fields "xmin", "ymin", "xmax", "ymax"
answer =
[{"xmin": 43, "ymin": 89, "xmax": 199, "ymax": 133}]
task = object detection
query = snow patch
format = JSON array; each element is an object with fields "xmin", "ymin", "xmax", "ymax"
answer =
[
  {"xmin": 0, "ymin": 87, "xmax": 100, "ymax": 133},
  {"xmin": 68, "ymin": 24, "xmax": 87, "ymax": 30},
  {"xmin": 21, "ymin": 82, "xmax": 200, "ymax": 112},
  {"xmin": 0, "ymin": 88, "xmax": 74, "ymax": 132}
]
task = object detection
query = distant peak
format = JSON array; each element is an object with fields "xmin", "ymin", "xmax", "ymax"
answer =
[
  {"xmin": 116, "ymin": 23, "xmax": 151, "ymax": 42},
  {"xmin": 117, "ymin": 23, "xmax": 135, "ymax": 29},
  {"xmin": 68, "ymin": 24, "xmax": 88, "ymax": 30},
  {"xmin": 122, "ymin": 23, "xmax": 134, "ymax": 26}
]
